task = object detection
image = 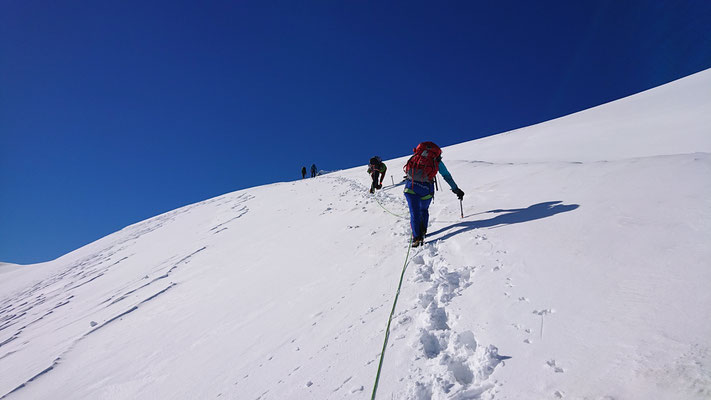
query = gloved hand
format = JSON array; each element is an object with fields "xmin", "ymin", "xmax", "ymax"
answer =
[{"xmin": 452, "ymin": 188, "xmax": 465, "ymax": 200}]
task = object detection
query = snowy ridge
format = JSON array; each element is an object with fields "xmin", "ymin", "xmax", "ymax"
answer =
[
  {"xmin": 444, "ymin": 68, "xmax": 711, "ymax": 163},
  {"xmin": 1, "ymin": 69, "xmax": 710, "ymax": 399}
]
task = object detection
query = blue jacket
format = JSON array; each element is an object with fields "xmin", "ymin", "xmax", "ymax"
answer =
[{"xmin": 438, "ymin": 161, "xmax": 458, "ymax": 191}]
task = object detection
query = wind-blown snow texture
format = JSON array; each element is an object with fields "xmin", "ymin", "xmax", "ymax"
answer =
[{"xmin": 1, "ymin": 69, "xmax": 710, "ymax": 399}]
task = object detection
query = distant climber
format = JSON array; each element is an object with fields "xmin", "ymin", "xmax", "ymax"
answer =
[
  {"xmin": 301, "ymin": 166, "xmax": 307, "ymax": 179},
  {"xmin": 367, "ymin": 156, "xmax": 387, "ymax": 194},
  {"xmin": 310, "ymin": 164, "xmax": 317, "ymax": 178},
  {"xmin": 403, "ymin": 142, "xmax": 464, "ymax": 247}
]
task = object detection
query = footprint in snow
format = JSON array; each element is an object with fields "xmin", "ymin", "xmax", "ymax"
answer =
[
  {"xmin": 332, "ymin": 376, "xmax": 353, "ymax": 392},
  {"xmin": 546, "ymin": 359, "xmax": 565, "ymax": 373},
  {"xmin": 350, "ymin": 385, "xmax": 364, "ymax": 393}
]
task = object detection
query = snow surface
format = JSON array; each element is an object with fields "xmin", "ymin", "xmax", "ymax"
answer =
[{"xmin": 1, "ymin": 69, "xmax": 710, "ymax": 399}]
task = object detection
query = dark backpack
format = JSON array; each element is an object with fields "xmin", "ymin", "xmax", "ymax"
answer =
[{"xmin": 404, "ymin": 142, "xmax": 441, "ymax": 182}]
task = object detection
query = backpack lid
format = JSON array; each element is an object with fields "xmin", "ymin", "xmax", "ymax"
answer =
[{"xmin": 413, "ymin": 141, "xmax": 441, "ymax": 156}]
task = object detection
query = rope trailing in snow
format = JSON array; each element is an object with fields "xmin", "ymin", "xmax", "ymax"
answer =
[
  {"xmin": 370, "ymin": 235, "xmax": 413, "ymax": 400},
  {"xmin": 372, "ymin": 193, "xmax": 409, "ymax": 219}
]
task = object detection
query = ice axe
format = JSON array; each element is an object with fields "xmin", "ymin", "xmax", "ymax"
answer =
[{"xmin": 460, "ymin": 199, "xmax": 464, "ymax": 218}]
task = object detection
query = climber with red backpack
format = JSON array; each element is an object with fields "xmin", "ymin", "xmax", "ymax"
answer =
[{"xmin": 403, "ymin": 141, "xmax": 465, "ymax": 247}]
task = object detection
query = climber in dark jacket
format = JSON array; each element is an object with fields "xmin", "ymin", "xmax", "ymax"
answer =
[{"xmin": 367, "ymin": 156, "xmax": 387, "ymax": 193}]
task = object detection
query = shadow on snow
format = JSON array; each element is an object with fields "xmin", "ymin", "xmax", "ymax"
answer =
[{"xmin": 429, "ymin": 201, "xmax": 580, "ymax": 242}]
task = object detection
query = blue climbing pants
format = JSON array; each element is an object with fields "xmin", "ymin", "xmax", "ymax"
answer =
[{"xmin": 404, "ymin": 180, "xmax": 434, "ymax": 239}]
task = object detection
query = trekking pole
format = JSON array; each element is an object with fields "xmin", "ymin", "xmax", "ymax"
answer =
[
  {"xmin": 434, "ymin": 176, "xmax": 439, "ymax": 191},
  {"xmin": 391, "ymin": 175, "xmax": 394, "ymax": 186},
  {"xmin": 460, "ymin": 199, "xmax": 464, "ymax": 218}
]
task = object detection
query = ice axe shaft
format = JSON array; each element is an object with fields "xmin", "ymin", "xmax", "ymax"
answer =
[{"xmin": 460, "ymin": 199, "xmax": 464, "ymax": 218}]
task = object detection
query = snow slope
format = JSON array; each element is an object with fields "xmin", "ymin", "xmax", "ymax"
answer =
[{"xmin": 1, "ymin": 69, "xmax": 710, "ymax": 400}]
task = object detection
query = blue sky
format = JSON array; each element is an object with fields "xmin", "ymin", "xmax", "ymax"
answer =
[{"xmin": 1, "ymin": 1, "xmax": 710, "ymax": 264}]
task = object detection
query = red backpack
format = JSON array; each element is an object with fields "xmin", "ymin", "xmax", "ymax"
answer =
[{"xmin": 404, "ymin": 141, "xmax": 442, "ymax": 182}]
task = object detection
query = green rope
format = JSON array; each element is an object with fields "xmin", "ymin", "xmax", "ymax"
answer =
[
  {"xmin": 370, "ymin": 235, "xmax": 413, "ymax": 400},
  {"xmin": 372, "ymin": 193, "xmax": 409, "ymax": 219}
]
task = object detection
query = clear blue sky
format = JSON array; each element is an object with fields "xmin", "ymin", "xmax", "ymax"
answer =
[{"xmin": 1, "ymin": 1, "xmax": 710, "ymax": 264}]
